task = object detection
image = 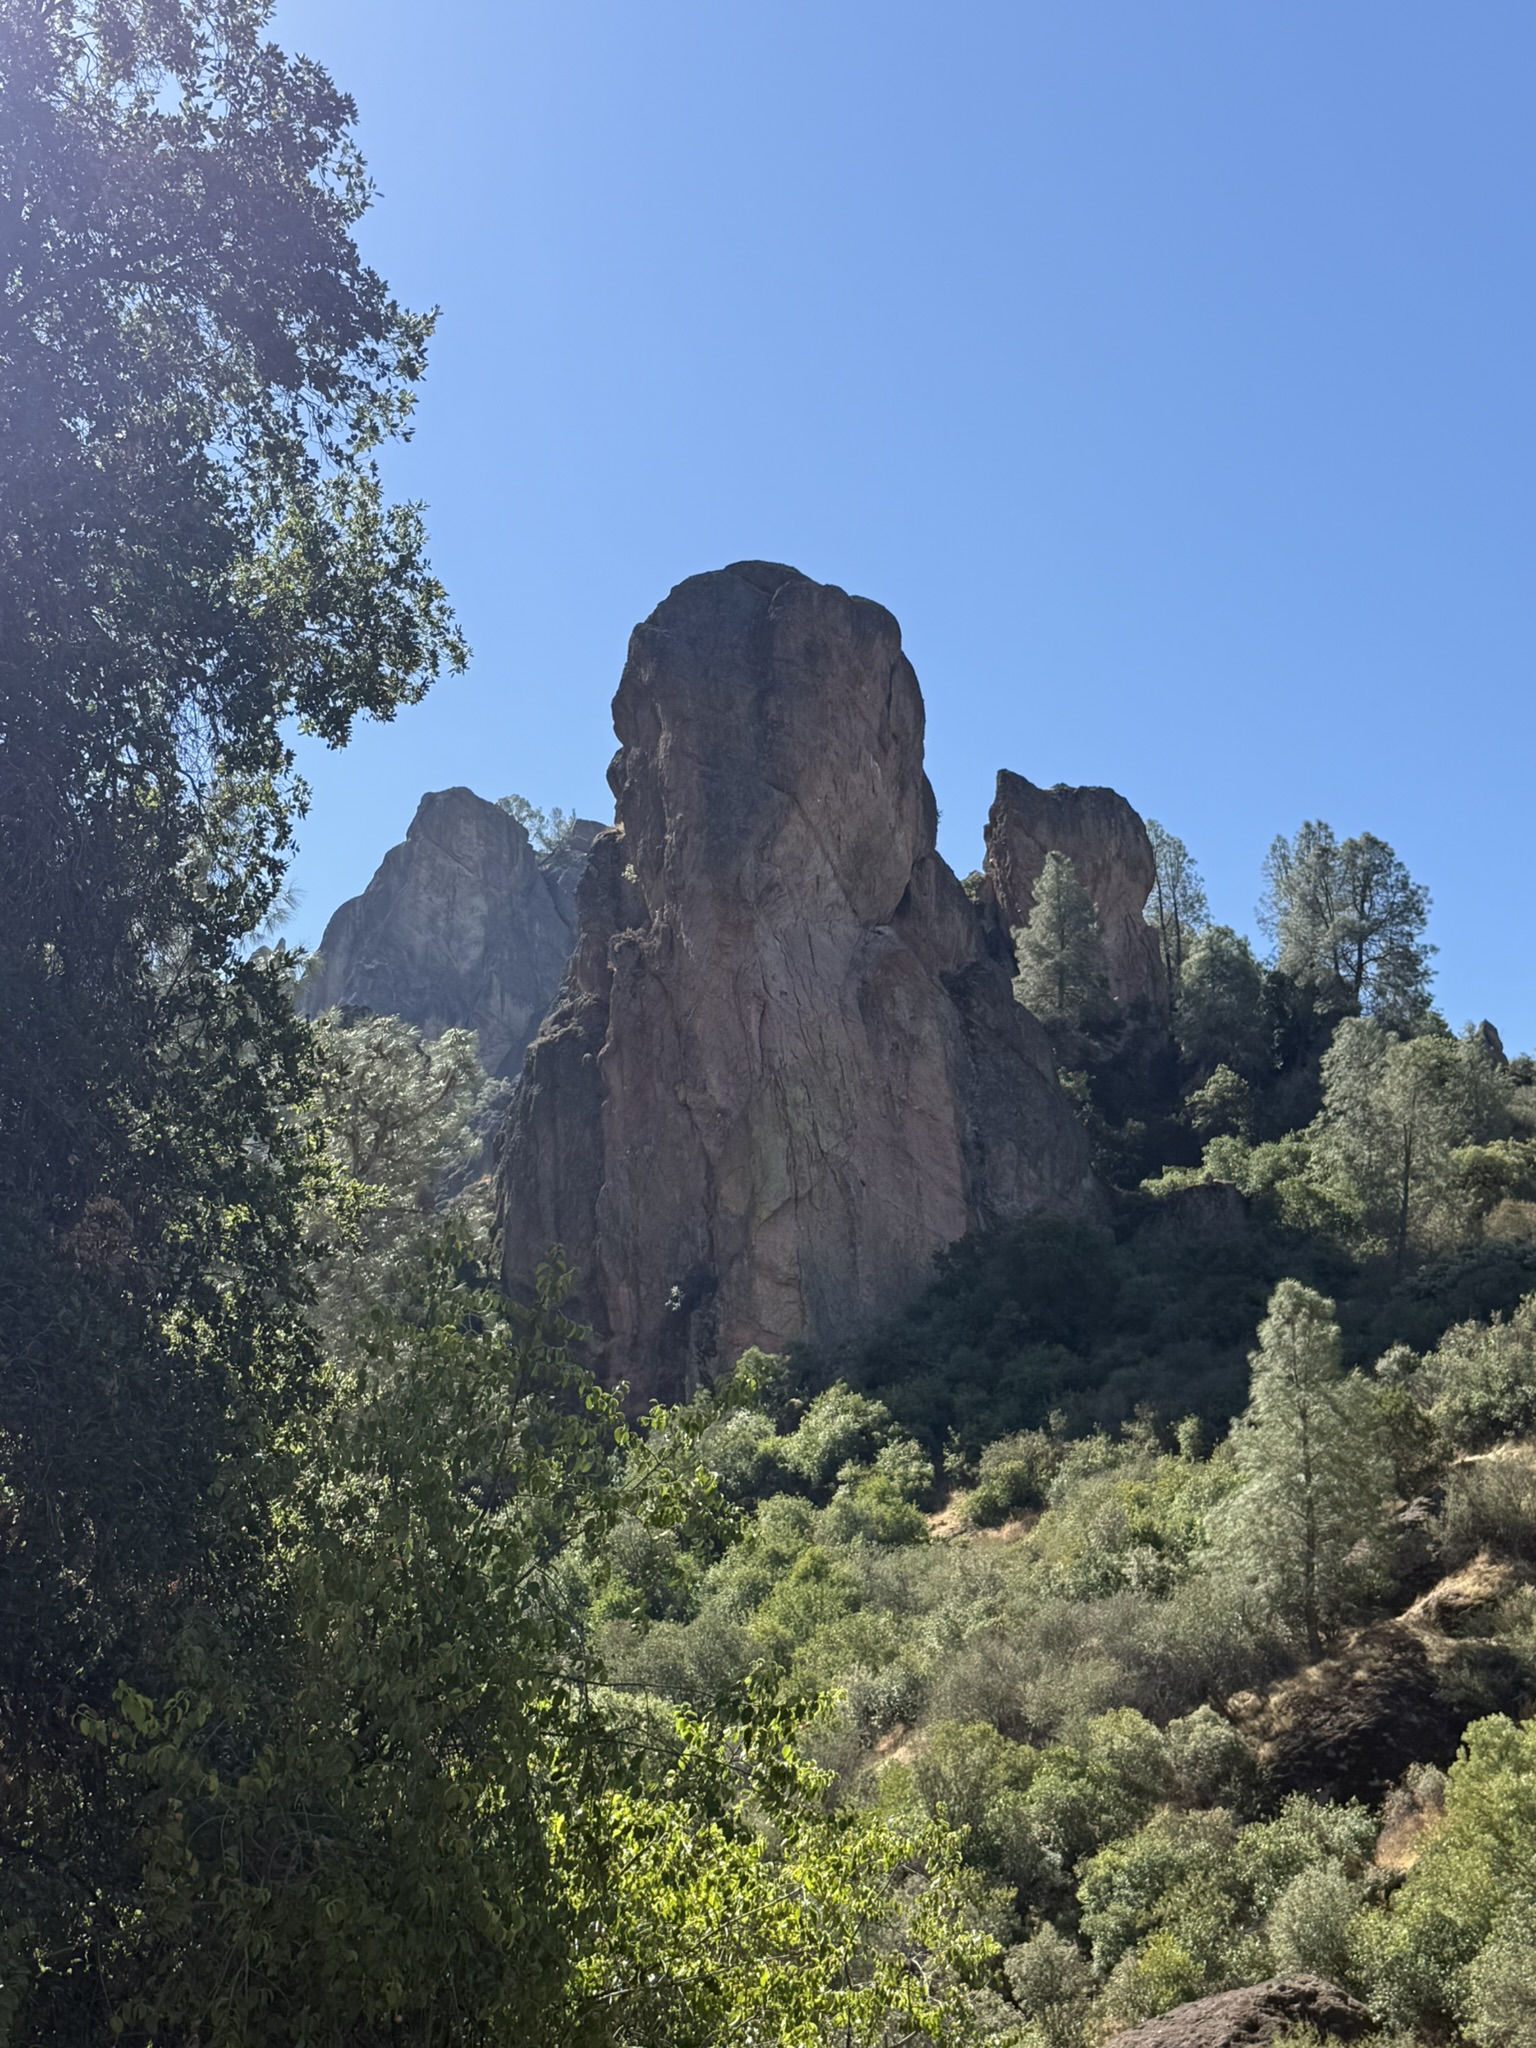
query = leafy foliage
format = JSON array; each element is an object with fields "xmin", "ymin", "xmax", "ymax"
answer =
[
  {"xmin": 497, "ymin": 792, "xmax": 578, "ymax": 854},
  {"xmin": 0, "ymin": 2, "xmax": 463, "ymax": 2024}
]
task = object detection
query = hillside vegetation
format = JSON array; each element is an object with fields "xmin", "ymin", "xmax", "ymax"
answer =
[{"xmin": 5, "ymin": 3, "xmax": 1536, "ymax": 2043}]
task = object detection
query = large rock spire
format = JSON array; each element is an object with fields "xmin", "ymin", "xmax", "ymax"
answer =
[{"xmin": 499, "ymin": 563, "xmax": 1094, "ymax": 1402}]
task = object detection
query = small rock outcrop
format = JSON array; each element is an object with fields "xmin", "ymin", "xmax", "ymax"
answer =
[
  {"xmin": 1104, "ymin": 1977, "xmax": 1374, "ymax": 2048},
  {"xmin": 1225, "ymin": 1553, "xmax": 1527, "ymax": 1803},
  {"xmin": 302, "ymin": 789, "xmax": 605, "ymax": 1078},
  {"xmin": 985, "ymin": 770, "xmax": 1167, "ymax": 1011},
  {"xmin": 499, "ymin": 563, "xmax": 1095, "ymax": 1403}
]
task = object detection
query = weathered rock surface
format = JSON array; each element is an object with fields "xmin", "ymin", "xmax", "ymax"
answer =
[
  {"xmin": 499, "ymin": 563, "xmax": 1095, "ymax": 1403},
  {"xmin": 302, "ymin": 789, "xmax": 605, "ymax": 1079},
  {"xmin": 537, "ymin": 818, "xmax": 607, "ymax": 925},
  {"xmin": 984, "ymin": 770, "xmax": 1167, "ymax": 1011},
  {"xmin": 1226, "ymin": 1552, "xmax": 1528, "ymax": 1803},
  {"xmin": 1104, "ymin": 1977, "xmax": 1373, "ymax": 2048}
]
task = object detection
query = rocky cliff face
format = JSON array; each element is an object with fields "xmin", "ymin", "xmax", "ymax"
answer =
[
  {"xmin": 499, "ymin": 563, "xmax": 1095, "ymax": 1403},
  {"xmin": 984, "ymin": 769, "xmax": 1168, "ymax": 1011},
  {"xmin": 302, "ymin": 789, "xmax": 605, "ymax": 1079}
]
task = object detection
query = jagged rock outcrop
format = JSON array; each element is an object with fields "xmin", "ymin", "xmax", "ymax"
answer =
[
  {"xmin": 302, "ymin": 789, "xmax": 605, "ymax": 1079},
  {"xmin": 1104, "ymin": 1977, "xmax": 1373, "ymax": 2048},
  {"xmin": 984, "ymin": 770, "xmax": 1167, "ymax": 1011},
  {"xmin": 499, "ymin": 562, "xmax": 1095, "ymax": 1403}
]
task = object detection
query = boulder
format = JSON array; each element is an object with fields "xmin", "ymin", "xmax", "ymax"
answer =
[
  {"xmin": 984, "ymin": 769, "xmax": 1167, "ymax": 1011},
  {"xmin": 302, "ymin": 788, "xmax": 605, "ymax": 1079},
  {"xmin": 1104, "ymin": 1976, "xmax": 1374, "ymax": 2048},
  {"xmin": 499, "ymin": 563, "xmax": 1095, "ymax": 1402},
  {"xmin": 1226, "ymin": 1553, "xmax": 1528, "ymax": 1803}
]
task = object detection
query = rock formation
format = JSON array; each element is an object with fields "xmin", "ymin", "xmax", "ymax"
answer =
[
  {"xmin": 984, "ymin": 770, "xmax": 1167, "ymax": 1011},
  {"xmin": 1223, "ymin": 1554, "xmax": 1526, "ymax": 1803},
  {"xmin": 302, "ymin": 788, "xmax": 605, "ymax": 1079},
  {"xmin": 1103, "ymin": 1977, "xmax": 1373, "ymax": 2048},
  {"xmin": 499, "ymin": 562, "xmax": 1095, "ymax": 1403}
]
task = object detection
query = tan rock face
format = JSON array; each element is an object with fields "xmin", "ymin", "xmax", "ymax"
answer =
[
  {"xmin": 302, "ymin": 789, "xmax": 605, "ymax": 1079},
  {"xmin": 499, "ymin": 563, "xmax": 1094, "ymax": 1403},
  {"xmin": 985, "ymin": 769, "xmax": 1168, "ymax": 1012}
]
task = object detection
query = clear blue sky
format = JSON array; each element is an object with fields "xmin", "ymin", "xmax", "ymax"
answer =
[{"xmin": 274, "ymin": 0, "xmax": 1536, "ymax": 1050}]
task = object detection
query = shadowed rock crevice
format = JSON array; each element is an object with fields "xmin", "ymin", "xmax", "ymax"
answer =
[{"xmin": 499, "ymin": 563, "xmax": 1095, "ymax": 1403}]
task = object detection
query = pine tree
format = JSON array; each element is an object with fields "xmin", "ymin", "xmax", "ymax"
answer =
[
  {"xmin": 1311, "ymin": 1019, "xmax": 1511, "ymax": 1270},
  {"xmin": 1145, "ymin": 820, "xmax": 1211, "ymax": 995},
  {"xmin": 1260, "ymin": 823, "xmax": 1434, "ymax": 1029},
  {"xmin": 1013, "ymin": 850, "xmax": 1110, "ymax": 1031},
  {"xmin": 1210, "ymin": 1281, "xmax": 1392, "ymax": 1655},
  {"xmin": 1174, "ymin": 925, "xmax": 1271, "ymax": 1081}
]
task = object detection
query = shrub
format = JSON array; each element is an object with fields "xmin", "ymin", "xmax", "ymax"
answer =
[
  {"xmin": 1235, "ymin": 1792, "xmax": 1378, "ymax": 1913},
  {"xmin": 1466, "ymin": 1918, "xmax": 1536, "ymax": 2048},
  {"xmin": 702, "ymin": 1493, "xmax": 817, "ymax": 1616},
  {"xmin": 868, "ymin": 1435, "xmax": 935, "ymax": 1501},
  {"xmin": 696, "ymin": 1404, "xmax": 780, "ymax": 1500},
  {"xmin": 1078, "ymin": 1808, "xmax": 1241, "ymax": 1976},
  {"xmin": 1101, "ymin": 1930, "xmax": 1215, "ymax": 2028},
  {"xmin": 911, "ymin": 1721, "xmax": 1043, "ymax": 1892},
  {"xmin": 748, "ymin": 1545, "xmax": 862, "ymax": 1666},
  {"xmin": 1414, "ymin": 1293, "xmax": 1536, "ymax": 1449},
  {"xmin": 1002, "ymin": 1926, "xmax": 1094, "ymax": 2048},
  {"xmin": 773, "ymin": 1385, "xmax": 899, "ymax": 1493},
  {"xmin": 1266, "ymin": 1862, "xmax": 1362, "ymax": 1980},
  {"xmin": 964, "ymin": 1432, "xmax": 1059, "ymax": 1527},
  {"xmin": 1162, "ymin": 1706, "xmax": 1255, "ymax": 1810},
  {"xmin": 1353, "ymin": 1713, "xmax": 1536, "ymax": 2030},
  {"xmin": 822, "ymin": 1473, "xmax": 929, "ymax": 1547},
  {"xmin": 1440, "ymin": 1453, "xmax": 1536, "ymax": 1564},
  {"xmin": 600, "ymin": 1610, "xmax": 756, "ymax": 1712}
]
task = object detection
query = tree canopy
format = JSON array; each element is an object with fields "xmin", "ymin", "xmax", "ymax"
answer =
[
  {"xmin": 1145, "ymin": 820, "xmax": 1210, "ymax": 994},
  {"xmin": 1259, "ymin": 823, "xmax": 1434, "ymax": 1029},
  {"xmin": 0, "ymin": 1, "xmax": 463, "ymax": 2026}
]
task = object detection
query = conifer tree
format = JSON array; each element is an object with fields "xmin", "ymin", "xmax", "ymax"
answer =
[
  {"xmin": 1311, "ymin": 1019, "xmax": 1510, "ymax": 1270},
  {"xmin": 1260, "ymin": 823, "xmax": 1434, "ymax": 1029},
  {"xmin": 1210, "ymin": 1281, "xmax": 1391, "ymax": 1656},
  {"xmin": 1145, "ymin": 820, "xmax": 1211, "ymax": 995},
  {"xmin": 1174, "ymin": 925, "xmax": 1271, "ymax": 1081},
  {"xmin": 1014, "ymin": 850, "xmax": 1110, "ymax": 1031}
]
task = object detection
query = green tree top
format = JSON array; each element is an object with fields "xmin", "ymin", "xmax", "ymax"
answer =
[
  {"xmin": 1210, "ymin": 1280, "xmax": 1392, "ymax": 1655},
  {"xmin": 498, "ymin": 794, "xmax": 578, "ymax": 854},
  {"xmin": 1145, "ymin": 820, "xmax": 1211, "ymax": 992},
  {"xmin": 1259, "ymin": 823, "xmax": 1434, "ymax": 1028}
]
